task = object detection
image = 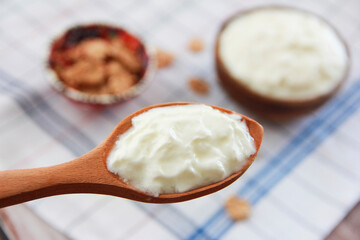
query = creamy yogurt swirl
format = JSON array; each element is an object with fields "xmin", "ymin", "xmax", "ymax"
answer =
[{"xmin": 107, "ymin": 104, "xmax": 256, "ymax": 196}]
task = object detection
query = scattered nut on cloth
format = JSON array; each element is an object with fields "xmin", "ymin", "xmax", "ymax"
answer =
[
  {"xmin": 188, "ymin": 38, "xmax": 204, "ymax": 52},
  {"xmin": 225, "ymin": 196, "xmax": 251, "ymax": 221},
  {"xmin": 188, "ymin": 77, "xmax": 209, "ymax": 95},
  {"xmin": 156, "ymin": 49, "xmax": 174, "ymax": 68}
]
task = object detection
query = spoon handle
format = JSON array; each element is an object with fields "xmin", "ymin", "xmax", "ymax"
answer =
[
  {"xmin": 0, "ymin": 147, "xmax": 116, "ymax": 208},
  {"xmin": 0, "ymin": 160, "xmax": 82, "ymax": 208}
]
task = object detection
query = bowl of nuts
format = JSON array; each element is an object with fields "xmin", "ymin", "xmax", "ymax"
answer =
[{"xmin": 47, "ymin": 24, "xmax": 156, "ymax": 104}]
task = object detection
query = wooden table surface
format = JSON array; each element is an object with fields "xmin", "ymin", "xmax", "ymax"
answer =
[{"xmin": 326, "ymin": 201, "xmax": 360, "ymax": 240}]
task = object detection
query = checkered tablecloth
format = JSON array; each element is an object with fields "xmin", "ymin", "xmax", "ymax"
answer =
[{"xmin": 0, "ymin": 0, "xmax": 359, "ymax": 239}]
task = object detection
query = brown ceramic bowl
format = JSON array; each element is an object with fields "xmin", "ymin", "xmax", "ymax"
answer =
[
  {"xmin": 215, "ymin": 6, "xmax": 350, "ymax": 119},
  {"xmin": 47, "ymin": 24, "xmax": 156, "ymax": 105}
]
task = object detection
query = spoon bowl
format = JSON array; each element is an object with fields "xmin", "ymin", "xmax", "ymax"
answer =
[{"xmin": 0, "ymin": 102, "xmax": 263, "ymax": 208}]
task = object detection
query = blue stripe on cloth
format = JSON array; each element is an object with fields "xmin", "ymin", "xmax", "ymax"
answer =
[
  {"xmin": 189, "ymin": 80, "xmax": 360, "ymax": 240},
  {"xmin": 0, "ymin": 69, "xmax": 200, "ymax": 239},
  {"xmin": 137, "ymin": 203, "xmax": 205, "ymax": 239}
]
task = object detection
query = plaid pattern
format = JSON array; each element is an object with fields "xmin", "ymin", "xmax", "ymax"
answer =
[{"xmin": 0, "ymin": 0, "xmax": 360, "ymax": 239}]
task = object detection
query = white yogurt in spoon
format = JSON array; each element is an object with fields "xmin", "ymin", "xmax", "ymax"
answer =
[{"xmin": 107, "ymin": 104, "xmax": 256, "ymax": 196}]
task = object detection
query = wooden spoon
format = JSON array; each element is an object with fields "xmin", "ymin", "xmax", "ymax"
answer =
[{"xmin": 0, "ymin": 102, "xmax": 263, "ymax": 208}]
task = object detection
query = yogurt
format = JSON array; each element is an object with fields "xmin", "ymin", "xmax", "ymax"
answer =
[
  {"xmin": 219, "ymin": 8, "xmax": 348, "ymax": 101},
  {"xmin": 107, "ymin": 104, "xmax": 256, "ymax": 196}
]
